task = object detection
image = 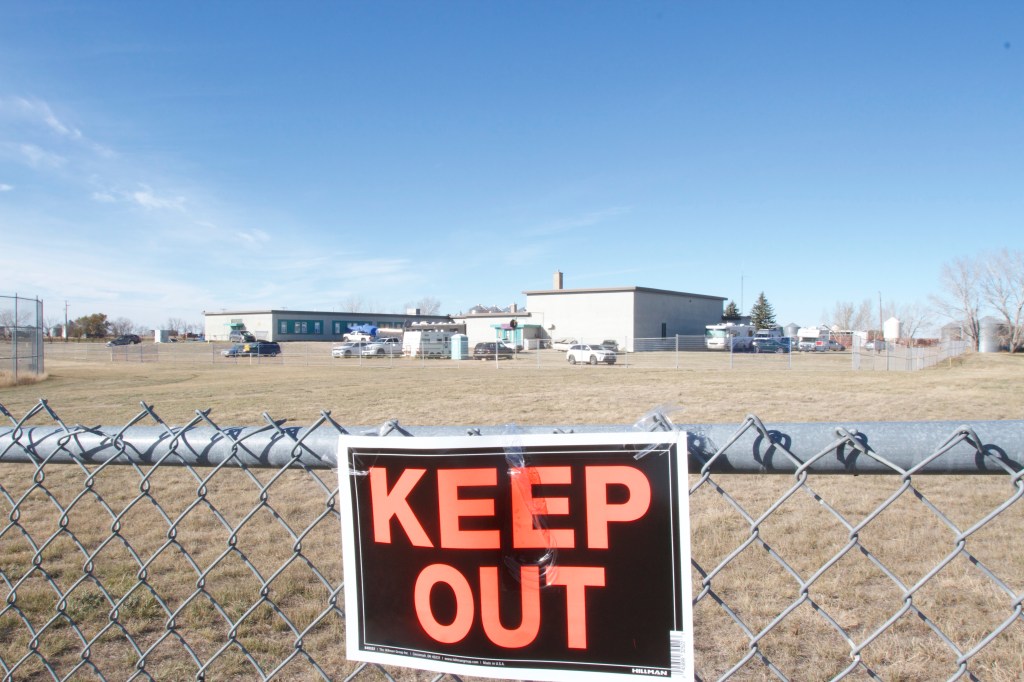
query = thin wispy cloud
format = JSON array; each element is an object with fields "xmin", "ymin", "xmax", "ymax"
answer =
[
  {"xmin": 0, "ymin": 183, "xmax": 12, "ymax": 192},
  {"xmin": 19, "ymin": 143, "xmax": 66, "ymax": 169},
  {"xmin": 1, "ymin": 96, "xmax": 112, "ymax": 157},
  {"xmin": 235, "ymin": 228, "xmax": 271, "ymax": 246},
  {"xmin": 131, "ymin": 186, "xmax": 186, "ymax": 211},
  {"xmin": 8, "ymin": 96, "xmax": 82, "ymax": 139}
]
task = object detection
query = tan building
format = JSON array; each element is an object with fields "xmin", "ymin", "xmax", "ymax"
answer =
[{"xmin": 454, "ymin": 273, "xmax": 727, "ymax": 352}]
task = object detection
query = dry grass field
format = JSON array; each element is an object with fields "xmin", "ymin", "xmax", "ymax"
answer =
[
  {"xmin": 5, "ymin": 345, "xmax": 1023, "ymax": 427},
  {"xmin": 2, "ymin": 350, "xmax": 1024, "ymax": 681}
]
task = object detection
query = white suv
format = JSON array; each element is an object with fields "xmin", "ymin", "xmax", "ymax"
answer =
[{"xmin": 566, "ymin": 344, "xmax": 617, "ymax": 365}]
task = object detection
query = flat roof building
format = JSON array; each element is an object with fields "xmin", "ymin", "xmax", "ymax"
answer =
[{"xmin": 203, "ymin": 309, "xmax": 451, "ymax": 342}]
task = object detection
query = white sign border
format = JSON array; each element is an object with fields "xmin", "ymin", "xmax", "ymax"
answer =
[{"xmin": 337, "ymin": 431, "xmax": 694, "ymax": 682}]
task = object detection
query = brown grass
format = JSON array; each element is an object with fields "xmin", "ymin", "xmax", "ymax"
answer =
[
  {"xmin": 1, "ymin": 350, "xmax": 1023, "ymax": 680},
  {"xmin": 4, "ymin": 347, "xmax": 1023, "ymax": 426},
  {"xmin": 0, "ymin": 370, "xmax": 47, "ymax": 389}
]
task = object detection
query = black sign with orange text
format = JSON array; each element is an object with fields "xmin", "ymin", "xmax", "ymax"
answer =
[{"xmin": 338, "ymin": 432, "xmax": 693, "ymax": 682}]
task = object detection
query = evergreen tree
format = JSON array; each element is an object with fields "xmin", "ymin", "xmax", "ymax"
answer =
[
  {"xmin": 723, "ymin": 300, "xmax": 741, "ymax": 320},
  {"xmin": 749, "ymin": 292, "xmax": 777, "ymax": 330}
]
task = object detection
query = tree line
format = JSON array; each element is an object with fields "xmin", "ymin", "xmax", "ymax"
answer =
[
  {"xmin": 716, "ymin": 249, "xmax": 1023, "ymax": 353},
  {"xmin": 46, "ymin": 314, "xmax": 203, "ymax": 340}
]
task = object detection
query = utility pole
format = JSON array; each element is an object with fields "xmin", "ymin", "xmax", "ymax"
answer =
[
  {"xmin": 64, "ymin": 301, "xmax": 69, "ymax": 342},
  {"xmin": 877, "ymin": 292, "xmax": 883, "ymax": 340}
]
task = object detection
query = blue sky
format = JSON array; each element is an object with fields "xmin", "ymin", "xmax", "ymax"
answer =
[{"xmin": 1, "ymin": 2, "xmax": 1021, "ymax": 331}]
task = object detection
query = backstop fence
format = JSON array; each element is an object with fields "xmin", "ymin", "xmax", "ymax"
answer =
[
  {"xmin": 1, "ymin": 401, "xmax": 1022, "ymax": 681},
  {"xmin": 0, "ymin": 295, "xmax": 44, "ymax": 380}
]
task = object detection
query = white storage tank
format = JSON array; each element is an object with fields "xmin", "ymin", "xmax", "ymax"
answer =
[
  {"xmin": 883, "ymin": 317, "xmax": 902, "ymax": 342},
  {"xmin": 155, "ymin": 330, "xmax": 173, "ymax": 343},
  {"xmin": 979, "ymin": 317, "xmax": 1003, "ymax": 353},
  {"xmin": 451, "ymin": 334, "xmax": 469, "ymax": 360}
]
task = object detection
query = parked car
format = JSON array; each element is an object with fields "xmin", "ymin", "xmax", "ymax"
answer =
[
  {"xmin": 332, "ymin": 341, "xmax": 369, "ymax": 358},
  {"xmin": 106, "ymin": 334, "xmax": 141, "ymax": 346},
  {"xmin": 566, "ymin": 344, "xmax": 617, "ymax": 365},
  {"xmin": 752, "ymin": 337, "xmax": 791, "ymax": 354},
  {"xmin": 222, "ymin": 341, "xmax": 281, "ymax": 357},
  {"xmin": 228, "ymin": 331, "xmax": 256, "ymax": 343},
  {"xmin": 551, "ymin": 338, "xmax": 578, "ymax": 351},
  {"xmin": 473, "ymin": 342, "xmax": 515, "ymax": 360},
  {"xmin": 361, "ymin": 338, "xmax": 403, "ymax": 357},
  {"xmin": 828, "ymin": 340, "xmax": 846, "ymax": 351}
]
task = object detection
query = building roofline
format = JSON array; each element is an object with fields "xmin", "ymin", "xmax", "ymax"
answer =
[
  {"xmin": 452, "ymin": 311, "xmax": 533, "ymax": 319},
  {"xmin": 204, "ymin": 309, "xmax": 450, "ymax": 319},
  {"xmin": 522, "ymin": 286, "xmax": 726, "ymax": 301}
]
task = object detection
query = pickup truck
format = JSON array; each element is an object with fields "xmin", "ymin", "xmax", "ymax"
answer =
[{"xmin": 361, "ymin": 337, "xmax": 403, "ymax": 357}]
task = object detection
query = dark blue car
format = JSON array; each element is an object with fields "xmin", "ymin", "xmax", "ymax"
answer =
[
  {"xmin": 752, "ymin": 337, "xmax": 791, "ymax": 353},
  {"xmin": 222, "ymin": 341, "xmax": 281, "ymax": 357}
]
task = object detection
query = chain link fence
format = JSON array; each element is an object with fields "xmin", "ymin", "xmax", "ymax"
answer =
[
  {"xmin": 0, "ymin": 295, "xmax": 44, "ymax": 380},
  {"xmin": 42, "ymin": 336, "xmax": 971, "ymax": 373},
  {"xmin": 2, "ymin": 401, "xmax": 1022, "ymax": 680},
  {"xmin": 852, "ymin": 340, "xmax": 971, "ymax": 371}
]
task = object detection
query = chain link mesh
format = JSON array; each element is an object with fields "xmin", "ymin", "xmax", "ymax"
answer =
[{"xmin": 1, "ymin": 400, "xmax": 1022, "ymax": 681}]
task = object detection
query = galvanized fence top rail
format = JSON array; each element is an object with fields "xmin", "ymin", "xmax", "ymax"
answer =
[{"xmin": 1, "ymin": 399, "xmax": 1022, "ymax": 681}]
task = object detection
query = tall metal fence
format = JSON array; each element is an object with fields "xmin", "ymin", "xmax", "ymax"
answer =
[
  {"xmin": 0, "ymin": 295, "xmax": 44, "ymax": 380},
  {"xmin": 2, "ymin": 401, "xmax": 1022, "ymax": 681},
  {"xmin": 852, "ymin": 340, "xmax": 970, "ymax": 371}
]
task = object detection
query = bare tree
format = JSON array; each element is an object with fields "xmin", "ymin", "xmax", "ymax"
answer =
[
  {"xmin": 979, "ymin": 249, "xmax": 1024, "ymax": 353},
  {"xmin": 892, "ymin": 302, "xmax": 933, "ymax": 343},
  {"xmin": 44, "ymin": 315, "xmax": 64, "ymax": 339},
  {"xmin": 109, "ymin": 317, "xmax": 136, "ymax": 336},
  {"xmin": 0, "ymin": 306, "xmax": 33, "ymax": 338},
  {"xmin": 164, "ymin": 318, "xmax": 187, "ymax": 336},
  {"xmin": 852, "ymin": 299, "xmax": 874, "ymax": 332},
  {"xmin": 340, "ymin": 295, "xmax": 367, "ymax": 313},
  {"xmin": 826, "ymin": 299, "xmax": 874, "ymax": 334},
  {"xmin": 827, "ymin": 301, "xmax": 856, "ymax": 330},
  {"xmin": 410, "ymin": 296, "xmax": 442, "ymax": 316},
  {"xmin": 931, "ymin": 256, "xmax": 982, "ymax": 351}
]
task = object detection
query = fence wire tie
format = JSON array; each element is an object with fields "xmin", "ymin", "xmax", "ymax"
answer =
[
  {"xmin": 745, "ymin": 413, "xmax": 805, "ymax": 471},
  {"xmin": 904, "ymin": 425, "xmax": 988, "ymax": 479},
  {"xmin": 696, "ymin": 416, "xmax": 762, "ymax": 475},
  {"xmin": 372, "ymin": 419, "xmax": 413, "ymax": 437},
  {"xmin": 833, "ymin": 426, "xmax": 906, "ymax": 476},
  {"xmin": 949, "ymin": 425, "xmax": 1024, "ymax": 481},
  {"xmin": 260, "ymin": 411, "xmax": 308, "ymax": 463}
]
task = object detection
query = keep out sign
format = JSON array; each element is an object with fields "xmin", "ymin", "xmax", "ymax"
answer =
[{"xmin": 338, "ymin": 431, "xmax": 694, "ymax": 682}]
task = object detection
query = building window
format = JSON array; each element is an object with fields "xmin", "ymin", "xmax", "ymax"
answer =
[{"xmin": 279, "ymin": 320, "xmax": 324, "ymax": 335}]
